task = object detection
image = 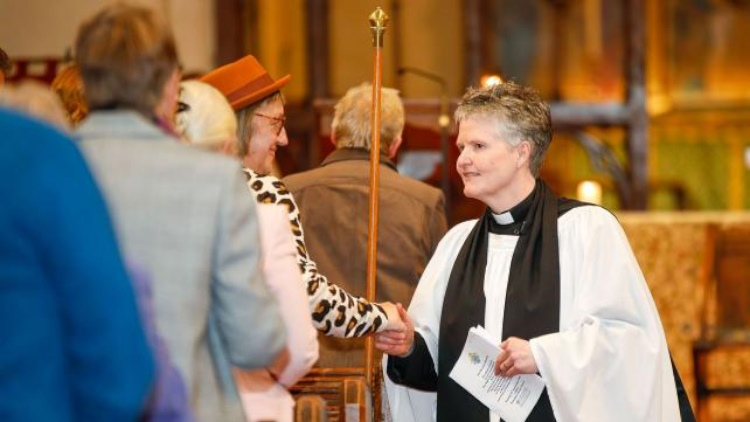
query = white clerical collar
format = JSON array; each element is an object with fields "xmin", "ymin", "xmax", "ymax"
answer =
[{"xmin": 491, "ymin": 211, "xmax": 515, "ymax": 225}]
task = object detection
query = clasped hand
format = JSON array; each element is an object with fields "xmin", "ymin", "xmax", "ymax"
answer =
[{"xmin": 374, "ymin": 303, "xmax": 414, "ymax": 357}]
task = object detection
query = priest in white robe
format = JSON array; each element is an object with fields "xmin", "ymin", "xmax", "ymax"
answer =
[{"xmin": 376, "ymin": 82, "xmax": 693, "ymax": 422}]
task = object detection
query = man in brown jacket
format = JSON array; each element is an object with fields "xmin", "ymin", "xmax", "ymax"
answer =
[{"xmin": 283, "ymin": 83, "xmax": 448, "ymax": 367}]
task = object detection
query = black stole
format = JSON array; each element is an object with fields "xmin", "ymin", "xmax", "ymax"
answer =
[{"xmin": 438, "ymin": 181, "xmax": 567, "ymax": 422}]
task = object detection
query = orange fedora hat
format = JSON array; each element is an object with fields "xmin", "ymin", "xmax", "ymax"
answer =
[{"xmin": 201, "ymin": 55, "xmax": 291, "ymax": 111}]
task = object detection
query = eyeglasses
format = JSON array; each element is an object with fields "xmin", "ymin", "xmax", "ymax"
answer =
[{"xmin": 254, "ymin": 112, "xmax": 287, "ymax": 137}]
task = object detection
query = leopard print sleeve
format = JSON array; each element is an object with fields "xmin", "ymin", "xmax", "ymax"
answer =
[{"xmin": 244, "ymin": 169, "xmax": 389, "ymax": 337}]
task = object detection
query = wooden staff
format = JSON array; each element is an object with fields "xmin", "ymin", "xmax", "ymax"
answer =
[{"xmin": 365, "ymin": 6, "xmax": 388, "ymax": 388}]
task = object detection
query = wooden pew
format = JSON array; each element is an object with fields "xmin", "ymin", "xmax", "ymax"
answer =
[
  {"xmin": 291, "ymin": 368, "xmax": 374, "ymax": 422},
  {"xmin": 295, "ymin": 395, "xmax": 329, "ymax": 422}
]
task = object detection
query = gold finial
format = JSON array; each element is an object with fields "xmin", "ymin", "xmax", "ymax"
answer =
[{"xmin": 368, "ymin": 7, "xmax": 389, "ymax": 47}]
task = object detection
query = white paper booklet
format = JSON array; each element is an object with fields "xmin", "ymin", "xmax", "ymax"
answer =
[{"xmin": 449, "ymin": 325, "xmax": 546, "ymax": 422}]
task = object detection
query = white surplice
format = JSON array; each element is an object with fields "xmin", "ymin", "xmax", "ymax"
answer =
[{"xmin": 384, "ymin": 206, "xmax": 680, "ymax": 422}]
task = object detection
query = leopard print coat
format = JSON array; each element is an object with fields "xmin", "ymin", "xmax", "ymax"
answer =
[{"xmin": 244, "ymin": 168, "xmax": 389, "ymax": 337}]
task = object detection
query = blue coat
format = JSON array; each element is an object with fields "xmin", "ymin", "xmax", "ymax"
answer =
[{"xmin": 0, "ymin": 108, "xmax": 154, "ymax": 421}]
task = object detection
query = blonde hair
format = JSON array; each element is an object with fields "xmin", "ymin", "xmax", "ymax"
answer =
[
  {"xmin": 51, "ymin": 64, "xmax": 88, "ymax": 126},
  {"xmin": 455, "ymin": 82, "xmax": 552, "ymax": 177},
  {"xmin": 331, "ymin": 83, "xmax": 404, "ymax": 155},
  {"xmin": 176, "ymin": 80, "xmax": 237, "ymax": 152},
  {"xmin": 0, "ymin": 81, "xmax": 71, "ymax": 131},
  {"xmin": 75, "ymin": 3, "xmax": 179, "ymax": 116}
]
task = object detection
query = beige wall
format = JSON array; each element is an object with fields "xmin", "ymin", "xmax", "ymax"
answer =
[
  {"xmin": 0, "ymin": 0, "xmax": 215, "ymax": 74},
  {"xmin": 329, "ymin": 0, "xmax": 464, "ymax": 98},
  {"xmin": 397, "ymin": 0, "xmax": 464, "ymax": 98},
  {"xmin": 0, "ymin": 0, "xmax": 464, "ymax": 97},
  {"xmin": 250, "ymin": 0, "xmax": 465, "ymax": 101},
  {"xmin": 255, "ymin": 0, "xmax": 307, "ymax": 102},
  {"xmin": 329, "ymin": 1, "xmax": 399, "ymax": 97}
]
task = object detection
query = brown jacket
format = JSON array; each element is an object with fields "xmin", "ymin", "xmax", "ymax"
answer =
[{"xmin": 283, "ymin": 147, "xmax": 448, "ymax": 367}]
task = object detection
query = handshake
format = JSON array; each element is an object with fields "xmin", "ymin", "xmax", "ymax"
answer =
[
  {"xmin": 375, "ymin": 303, "xmax": 538, "ymax": 377},
  {"xmin": 375, "ymin": 302, "xmax": 415, "ymax": 357}
]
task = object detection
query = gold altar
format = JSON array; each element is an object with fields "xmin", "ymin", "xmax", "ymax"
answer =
[{"xmin": 620, "ymin": 212, "xmax": 750, "ymax": 422}]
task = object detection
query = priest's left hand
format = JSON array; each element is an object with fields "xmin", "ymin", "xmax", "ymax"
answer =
[{"xmin": 494, "ymin": 337, "xmax": 538, "ymax": 377}]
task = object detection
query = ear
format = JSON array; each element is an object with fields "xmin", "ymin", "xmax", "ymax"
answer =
[
  {"xmin": 516, "ymin": 141, "xmax": 532, "ymax": 169},
  {"xmin": 330, "ymin": 131, "xmax": 338, "ymax": 148},
  {"xmin": 155, "ymin": 69, "xmax": 181, "ymax": 124},
  {"xmin": 388, "ymin": 135, "xmax": 403, "ymax": 159}
]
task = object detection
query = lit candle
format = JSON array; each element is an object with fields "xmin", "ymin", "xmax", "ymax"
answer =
[{"xmin": 577, "ymin": 180, "xmax": 602, "ymax": 205}]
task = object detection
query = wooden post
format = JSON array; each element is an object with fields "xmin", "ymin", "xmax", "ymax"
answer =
[
  {"xmin": 463, "ymin": 0, "xmax": 481, "ymax": 87},
  {"xmin": 306, "ymin": 0, "xmax": 330, "ymax": 169},
  {"xmin": 215, "ymin": 0, "xmax": 248, "ymax": 66},
  {"xmin": 625, "ymin": 0, "xmax": 648, "ymax": 209},
  {"xmin": 306, "ymin": 0, "xmax": 330, "ymax": 99}
]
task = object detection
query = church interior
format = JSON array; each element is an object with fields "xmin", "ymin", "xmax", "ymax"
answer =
[{"xmin": 2, "ymin": 0, "xmax": 750, "ymax": 421}]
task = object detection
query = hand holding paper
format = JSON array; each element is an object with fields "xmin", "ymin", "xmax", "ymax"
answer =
[
  {"xmin": 495, "ymin": 337, "xmax": 538, "ymax": 378},
  {"xmin": 449, "ymin": 326, "xmax": 546, "ymax": 422}
]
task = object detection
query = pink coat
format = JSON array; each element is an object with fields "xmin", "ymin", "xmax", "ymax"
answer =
[{"xmin": 237, "ymin": 204, "xmax": 318, "ymax": 422}]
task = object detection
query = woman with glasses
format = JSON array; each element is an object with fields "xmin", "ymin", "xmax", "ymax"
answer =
[
  {"xmin": 196, "ymin": 56, "xmax": 405, "ymax": 341},
  {"xmin": 177, "ymin": 80, "xmax": 317, "ymax": 422}
]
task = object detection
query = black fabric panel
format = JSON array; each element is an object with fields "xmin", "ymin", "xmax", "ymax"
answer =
[{"xmin": 386, "ymin": 333, "xmax": 439, "ymax": 392}]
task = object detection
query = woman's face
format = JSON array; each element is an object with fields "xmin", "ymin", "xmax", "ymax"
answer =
[
  {"xmin": 243, "ymin": 97, "xmax": 288, "ymax": 175},
  {"xmin": 456, "ymin": 116, "xmax": 528, "ymax": 211}
]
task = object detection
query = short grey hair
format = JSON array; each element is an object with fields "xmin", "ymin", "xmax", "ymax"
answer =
[
  {"xmin": 75, "ymin": 3, "xmax": 179, "ymax": 117},
  {"xmin": 331, "ymin": 82, "xmax": 404, "ymax": 155},
  {"xmin": 455, "ymin": 81, "xmax": 551, "ymax": 177}
]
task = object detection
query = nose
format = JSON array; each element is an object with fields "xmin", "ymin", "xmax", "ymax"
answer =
[
  {"xmin": 276, "ymin": 126, "xmax": 289, "ymax": 146},
  {"xmin": 456, "ymin": 148, "xmax": 470, "ymax": 169}
]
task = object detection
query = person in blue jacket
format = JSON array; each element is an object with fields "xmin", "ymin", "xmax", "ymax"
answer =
[{"xmin": 0, "ymin": 107, "xmax": 155, "ymax": 421}]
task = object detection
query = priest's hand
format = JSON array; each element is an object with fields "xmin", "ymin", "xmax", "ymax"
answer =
[
  {"xmin": 374, "ymin": 304, "xmax": 414, "ymax": 357},
  {"xmin": 494, "ymin": 337, "xmax": 538, "ymax": 377},
  {"xmin": 381, "ymin": 301, "xmax": 406, "ymax": 332}
]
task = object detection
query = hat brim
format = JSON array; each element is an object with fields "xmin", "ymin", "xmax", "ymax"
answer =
[{"xmin": 229, "ymin": 74, "xmax": 291, "ymax": 111}]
